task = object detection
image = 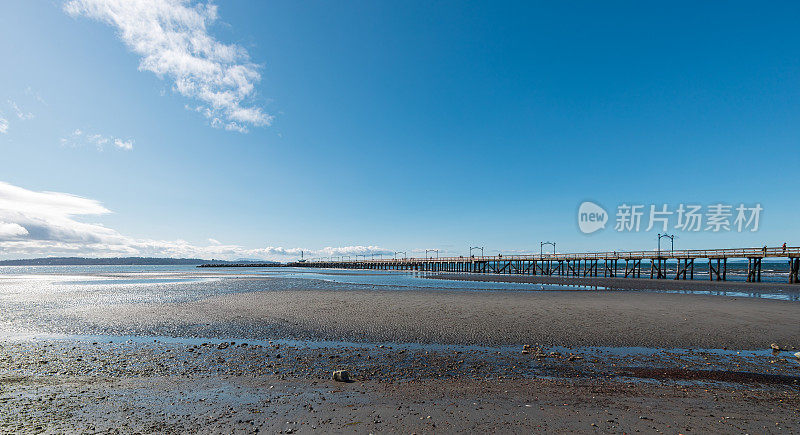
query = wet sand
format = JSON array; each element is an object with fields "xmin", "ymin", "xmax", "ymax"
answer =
[
  {"xmin": 2, "ymin": 272, "xmax": 800, "ymax": 432},
  {"xmin": 1, "ymin": 339, "xmax": 799, "ymax": 433},
  {"xmin": 67, "ymin": 284, "xmax": 800, "ymax": 349},
  {"xmin": 429, "ymin": 272, "xmax": 800, "ymax": 293}
]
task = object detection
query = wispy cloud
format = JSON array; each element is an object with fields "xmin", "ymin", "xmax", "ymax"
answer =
[
  {"xmin": 61, "ymin": 129, "xmax": 134, "ymax": 151},
  {"xmin": 1, "ymin": 93, "xmax": 43, "ymax": 133},
  {"xmin": 113, "ymin": 138, "xmax": 134, "ymax": 150},
  {"xmin": 8, "ymin": 100, "xmax": 34, "ymax": 120},
  {"xmin": 64, "ymin": 0, "xmax": 272, "ymax": 133},
  {"xmin": 24, "ymin": 87, "xmax": 47, "ymax": 106},
  {"xmin": 0, "ymin": 181, "xmax": 389, "ymax": 261}
]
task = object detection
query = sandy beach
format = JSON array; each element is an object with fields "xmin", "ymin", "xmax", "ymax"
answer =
[
  {"xmin": 1, "ymin": 270, "xmax": 799, "ymax": 432},
  {"xmin": 66, "ymin": 282, "xmax": 800, "ymax": 349}
]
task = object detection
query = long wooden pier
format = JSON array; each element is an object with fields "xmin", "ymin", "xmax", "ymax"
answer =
[{"xmin": 289, "ymin": 246, "xmax": 800, "ymax": 283}]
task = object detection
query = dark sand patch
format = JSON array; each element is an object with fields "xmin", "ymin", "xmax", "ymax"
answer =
[{"xmin": 1, "ymin": 340, "xmax": 798, "ymax": 433}]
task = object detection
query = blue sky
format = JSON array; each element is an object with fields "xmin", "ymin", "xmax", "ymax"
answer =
[{"xmin": 0, "ymin": 1, "xmax": 799, "ymax": 260}]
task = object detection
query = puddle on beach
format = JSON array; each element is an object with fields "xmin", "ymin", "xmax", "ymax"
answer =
[{"xmin": 4, "ymin": 329, "xmax": 798, "ymax": 368}]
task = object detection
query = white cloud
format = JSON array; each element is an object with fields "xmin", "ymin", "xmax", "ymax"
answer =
[
  {"xmin": 64, "ymin": 0, "xmax": 272, "ymax": 133},
  {"xmin": 61, "ymin": 129, "xmax": 133, "ymax": 151},
  {"xmin": 0, "ymin": 181, "xmax": 116, "ymax": 249},
  {"xmin": 0, "ymin": 222, "xmax": 28, "ymax": 238},
  {"xmin": 8, "ymin": 100, "xmax": 34, "ymax": 120},
  {"xmin": 1, "ymin": 91, "xmax": 45, "ymax": 133},
  {"xmin": 88, "ymin": 134, "xmax": 109, "ymax": 145},
  {"xmin": 113, "ymin": 138, "xmax": 134, "ymax": 150},
  {"xmin": 315, "ymin": 246, "xmax": 395, "ymax": 257},
  {"xmin": 0, "ymin": 181, "xmax": 390, "ymax": 261}
]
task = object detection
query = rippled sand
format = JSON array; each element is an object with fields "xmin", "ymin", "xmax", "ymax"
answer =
[{"xmin": 62, "ymin": 277, "xmax": 800, "ymax": 349}]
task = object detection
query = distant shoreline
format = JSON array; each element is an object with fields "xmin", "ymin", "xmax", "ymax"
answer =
[
  {"xmin": 0, "ymin": 257, "xmax": 226, "ymax": 266},
  {"xmin": 0, "ymin": 257, "xmax": 283, "ymax": 267},
  {"xmin": 197, "ymin": 263, "xmax": 283, "ymax": 268}
]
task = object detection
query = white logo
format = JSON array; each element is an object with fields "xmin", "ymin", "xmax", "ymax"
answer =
[{"xmin": 578, "ymin": 201, "xmax": 608, "ymax": 234}]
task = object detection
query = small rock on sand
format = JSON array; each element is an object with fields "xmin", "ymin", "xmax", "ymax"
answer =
[{"xmin": 333, "ymin": 370, "xmax": 351, "ymax": 382}]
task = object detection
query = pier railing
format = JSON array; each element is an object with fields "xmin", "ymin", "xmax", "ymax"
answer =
[{"xmin": 310, "ymin": 246, "xmax": 800, "ymax": 264}]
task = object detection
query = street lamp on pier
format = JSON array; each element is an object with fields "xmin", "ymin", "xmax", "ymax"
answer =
[
  {"xmin": 469, "ymin": 246, "xmax": 484, "ymax": 258},
  {"xmin": 657, "ymin": 233, "xmax": 675, "ymax": 258},
  {"xmin": 541, "ymin": 241, "xmax": 556, "ymax": 258}
]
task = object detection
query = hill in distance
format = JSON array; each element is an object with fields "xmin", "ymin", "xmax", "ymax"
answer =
[{"xmin": 0, "ymin": 257, "xmax": 277, "ymax": 266}]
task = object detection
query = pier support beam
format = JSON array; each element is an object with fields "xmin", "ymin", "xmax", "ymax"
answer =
[
  {"xmin": 790, "ymin": 258, "xmax": 800, "ymax": 284},
  {"xmin": 746, "ymin": 257, "xmax": 762, "ymax": 282},
  {"xmin": 651, "ymin": 258, "xmax": 667, "ymax": 279},
  {"xmin": 675, "ymin": 258, "xmax": 694, "ymax": 280},
  {"xmin": 604, "ymin": 259, "xmax": 617, "ymax": 277},
  {"xmin": 582, "ymin": 260, "xmax": 598, "ymax": 277},
  {"xmin": 708, "ymin": 258, "xmax": 727, "ymax": 281},
  {"xmin": 624, "ymin": 259, "xmax": 641, "ymax": 278}
]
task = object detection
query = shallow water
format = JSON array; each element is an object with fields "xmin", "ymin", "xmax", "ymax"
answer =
[
  {"xmin": 4, "ymin": 328, "xmax": 798, "ymax": 373},
  {"xmin": 1, "ymin": 265, "xmax": 799, "ymax": 307},
  {"xmin": 1, "ymin": 265, "xmax": 798, "ymax": 347}
]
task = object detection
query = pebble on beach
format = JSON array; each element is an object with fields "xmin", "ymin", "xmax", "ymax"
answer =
[{"xmin": 332, "ymin": 370, "xmax": 351, "ymax": 382}]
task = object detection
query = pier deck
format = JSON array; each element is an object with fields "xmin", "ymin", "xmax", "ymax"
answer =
[{"xmin": 290, "ymin": 246, "xmax": 800, "ymax": 283}]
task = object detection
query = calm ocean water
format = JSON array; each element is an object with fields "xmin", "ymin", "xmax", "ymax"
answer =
[{"xmin": 0, "ymin": 264, "xmax": 798, "ymax": 302}]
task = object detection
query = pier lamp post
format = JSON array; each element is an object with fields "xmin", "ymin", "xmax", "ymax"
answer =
[
  {"xmin": 425, "ymin": 249, "xmax": 438, "ymax": 259},
  {"xmin": 541, "ymin": 241, "xmax": 556, "ymax": 258},
  {"xmin": 657, "ymin": 233, "xmax": 675, "ymax": 258},
  {"xmin": 469, "ymin": 246, "xmax": 484, "ymax": 258},
  {"xmin": 394, "ymin": 251, "xmax": 407, "ymax": 260}
]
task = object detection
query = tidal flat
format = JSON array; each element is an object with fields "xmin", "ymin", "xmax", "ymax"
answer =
[{"xmin": 0, "ymin": 267, "xmax": 798, "ymax": 433}]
